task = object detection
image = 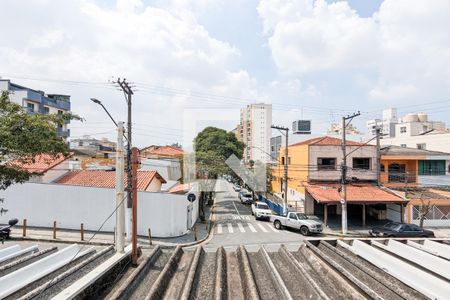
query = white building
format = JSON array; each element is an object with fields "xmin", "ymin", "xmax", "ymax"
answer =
[
  {"xmin": 240, "ymin": 103, "xmax": 272, "ymax": 163},
  {"xmin": 382, "ymin": 130, "xmax": 450, "ymax": 153},
  {"xmin": 366, "ymin": 108, "xmax": 398, "ymax": 138}
]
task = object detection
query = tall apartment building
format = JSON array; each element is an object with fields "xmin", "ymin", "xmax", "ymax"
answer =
[
  {"xmin": 366, "ymin": 108, "xmax": 398, "ymax": 138},
  {"xmin": 239, "ymin": 103, "xmax": 272, "ymax": 163},
  {"xmin": 0, "ymin": 79, "xmax": 71, "ymax": 138}
]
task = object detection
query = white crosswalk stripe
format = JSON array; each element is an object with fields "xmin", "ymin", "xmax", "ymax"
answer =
[
  {"xmin": 227, "ymin": 223, "xmax": 234, "ymax": 233},
  {"xmin": 247, "ymin": 223, "xmax": 257, "ymax": 233},
  {"xmin": 237, "ymin": 223, "xmax": 246, "ymax": 233},
  {"xmin": 217, "ymin": 224, "xmax": 222, "ymax": 234},
  {"xmin": 257, "ymin": 223, "xmax": 268, "ymax": 232},
  {"xmin": 266, "ymin": 223, "xmax": 279, "ymax": 232}
]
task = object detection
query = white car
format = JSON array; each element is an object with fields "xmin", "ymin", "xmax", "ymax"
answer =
[{"xmin": 251, "ymin": 201, "xmax": 272, "ymax": 220}]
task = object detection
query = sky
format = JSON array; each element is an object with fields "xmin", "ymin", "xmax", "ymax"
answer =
[{"xmin": 0, "ymin": 0, "xmax": 449, "ymax": 147}]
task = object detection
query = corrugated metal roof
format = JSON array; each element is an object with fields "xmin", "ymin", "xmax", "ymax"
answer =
[{"xmin": 103, "ymin": 239, "xmax": 450, "ymax": 300}]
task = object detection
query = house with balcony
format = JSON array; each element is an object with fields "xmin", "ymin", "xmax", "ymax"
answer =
[
  {"xmin": 271, "ymin": 136, "xmax": 406, "ymax": 227},
  {"xmin": 380, "ymin": 145, "xmax": 450, "ymax": 187},
  {"xmin": 0, "ymin": 79, "xmax": 71, "ymax": 138}
]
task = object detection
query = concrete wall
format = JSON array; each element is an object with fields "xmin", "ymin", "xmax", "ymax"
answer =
[
  {"xmin": 0, "ymin": 183, "xmax": 198, "ymax": 237},
  {"xmin": 381, "ymin": 133, "xmax": 450, "ymax": 153},
  {"xmin": 308, "ymin": 145, "xmax": 377, "ymax": 182}
]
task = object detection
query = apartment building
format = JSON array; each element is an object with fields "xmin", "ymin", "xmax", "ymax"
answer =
[
  {"xmin": 0, "ymin": 79, "xmax": 71, "ymax": 138},
  {"xmin": 366, "ymin": 108, "xmax": 398, "ymax": 138},
  {"xmin": 239, "ymin": 103, "xmax": 272, "ymax": 163}
]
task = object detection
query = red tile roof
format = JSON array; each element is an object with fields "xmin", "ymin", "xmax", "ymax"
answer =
[
  {"xmin": 306, "ymin": 184, "xmax": 405, "ymax": 203},
  {"xmin": 57, "ymin": 170, "xmax": 166, "ymax": 191},
  {"xmin": 9, "ymin": 154, "xmax": 69, "ymax": 174},
  {"xmin": 168, "ymin": 183, "xmax": 192, "ymax": 194},
  {"xmin": 140, "ymin": 145, "xmax": 184, "ymax": 156},
  {"xmin": 292, "ymin": 136, "xmax": 364, "ymax": 147}
]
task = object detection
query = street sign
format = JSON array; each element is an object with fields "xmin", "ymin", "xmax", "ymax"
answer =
[{"xmin": 187, "ymin": 193, "xmax": 196, "ymax": 202}]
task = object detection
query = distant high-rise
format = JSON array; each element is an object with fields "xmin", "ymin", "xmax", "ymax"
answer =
[{"xmin": 239, "ymin": 103, "xmax": 272, "ymax": 163}]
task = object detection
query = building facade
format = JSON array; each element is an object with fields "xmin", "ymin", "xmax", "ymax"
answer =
[
  {"xmin": 0, "ymin": 79, "xmax": 71, "ymax": 138},
  {"xmin": 366, "ymin": 108, "xmax": 398, "ymax": 138},
  {"xmin": 239, "ymin": 103, "xmax": 272, "ymax": 163},
  {"xmin": 69, "ymin": 136, "xmax": 117, "ymax": 158}
]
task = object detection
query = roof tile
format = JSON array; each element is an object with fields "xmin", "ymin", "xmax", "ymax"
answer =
[{"xmin": 306, "ymin": 184, "xmax": 404, "ymax": 203}]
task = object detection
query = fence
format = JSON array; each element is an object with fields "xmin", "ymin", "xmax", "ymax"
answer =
[
  {"xmin": 0, "ymin": 182, "xmax": 198, "ymax": 238},
  {"xmin": 258, "ymin": 194, "xmax": 284, "ymax": 215}
]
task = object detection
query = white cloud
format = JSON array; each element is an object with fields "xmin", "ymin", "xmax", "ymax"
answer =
[
  {"xmin": 0, "ymin": 0, "xmax": 255, "ymax": 146},
  {"xmin": 258, "ymin": 0, "xmax": 450, "ymax": 102}
]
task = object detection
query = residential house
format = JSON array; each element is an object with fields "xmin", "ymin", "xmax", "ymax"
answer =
[
  {"xmin": 271, "ymin": 136, "xmax": 406, "ymax": 226},
  {"xmin": 69, "ymin": 136, "xmax": 116, "ymax": 158},
  {"xmin": 56, "ymin": 170, "xmax": 166, "ymax": 192},
  {"xmin": 9, "ymin": 154, "xmax": 71, "ymax": 183},
  {"xmin": 0, "ymin": 79, "xmax": 71, "ymax": 138},
  {"xmin": 381, "ymin": 145, "xmax": 450, "ymax": 187},
  {"xmin": 140, "ymin": 145, "xmax": 184, "ymax": 159},
  {"xmin": 139, "ymin": 158, "xmax": 181, "ymax": 191}
]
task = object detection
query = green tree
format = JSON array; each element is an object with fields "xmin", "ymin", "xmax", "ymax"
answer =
[
  {"xmin": 0, "ymin": 91, "xmax": 81, "ymax": 190},
  {"xmin": 193, "ymin": 127, "xmax": 244, "ymax": 220}
]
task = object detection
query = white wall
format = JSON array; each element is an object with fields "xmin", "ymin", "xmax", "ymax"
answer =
[
  {"xmin": 381, "ymin": 132, "xmax": 450, "ymax": 153},
  {"xmin": 0, "ymin": 183, "xmax": 199, "ymax": 237}
]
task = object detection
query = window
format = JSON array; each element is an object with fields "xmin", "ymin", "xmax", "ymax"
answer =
[
  {"xmin": 288, "ymin": 213, "xmax": 298, "ymax": 220},
  {"xmin": 418, "ymin": 160, "xmax": 445, "ymax": 175},
  {"xmin": 317, "ymin": 158, "xmax": 336, "ymax": 170},
  {"xmin": 288, "ymin": 157, "xmax": 291, "ymax": 165},
  {"xmin": 57, "ymin": 110, "xmax": 63, "ymax": 115},
  {"xmin": 380, "ymin": 164, "xmax": 385, "ymax": 172},
  {"xmin": 44, "ymin": 106, "xmax": 50, "ymax": 114},
  {"xmin": 400, "ymin": 126, "xmax": 407, "ymax": 133},
  {"xmin": 27, "ymin": 103, "xmax": 35, "ymax": 112},
  {"xmin": 353, "ymin": 158, "xmax": 371, "ymax": 170},
  {"xmin": 281, "ymin": 157, "xmax": 285, "ymax": 165},
  {"xmin": 417, "ymin": 143, "xmax": 426, "ymax": 150},
  {"xmin": 400, "ymin": 144, "xmax": 407, "ymax": 148},
  {"xmin": 78, "ymin": 141, "xmax": 83, "ymax": 146}
]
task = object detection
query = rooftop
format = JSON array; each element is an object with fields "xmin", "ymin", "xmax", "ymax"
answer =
[
  {"xmin": 291, "ymin": 136, "xmax": 364, "ymax": 147},
  {"xmin": 140, "ymin": 145, "xmax": 184, "ymax": 156},
  {"xmin": 8, "ymin": 153, "xmax": 70, "ymax": 174},
  {"xmin": 56, "ymin": 170, "xmax": 166, "ymax": 191},
  {"xmin": 306, "ymin": 183, "xmax": 405, "ymax": 203},
  {"xmin": 381, "ymin": 145, "xmax": 450, "ymax": 157}
]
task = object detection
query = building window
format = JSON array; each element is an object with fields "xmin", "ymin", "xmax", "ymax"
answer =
[
  {"xmin": 288, "ymin": 157, "xmax": 291, "ymax": 165},
  {"xmin": 58, "ymin": 110, "xmax": 63, "ymax": 115},
  {"xmin": 380, "ymin": 164, "xmax": 385, "ymax": 172},
  {"xmin": 44, "ymin": 106, "xmax": 50, "ymax": 114},
  {"xmin": 400, "ymin": 144, "xmax": 407, "ymax": 148},
  {"xmin": 417, "ymin": 143, "xmax": 426, "ymax": 150},
  {"xmin": 317, "ymin": 158, "xmax": 336, "ymax": 170},
  {"xmin": 353, "ymin": 158, "xmax": 371, "ymax": 170},
  {"xmin": 281, "ymin": 157, "xmax": 285, "ymax": 165},
  {"xmin": 418, "ymin": 160, "xmax": 445, "ymax": 175},
  {"xmin": 27, "ymin": 103, "xmax": 35, "ymax": 112},
  {"xmin": 400, "ymin": 126, "xmax": 407, "ymax": 133}
]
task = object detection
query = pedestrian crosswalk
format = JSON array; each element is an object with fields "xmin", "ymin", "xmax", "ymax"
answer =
[
  {"xmin": 215, "ymin": 222, "xmax": 279, "ymax": 234},
  {"xmin": 231, "ymin": 215, "xmax": 252, "ymax": 220}
]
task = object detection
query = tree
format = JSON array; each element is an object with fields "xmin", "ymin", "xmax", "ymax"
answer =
[
  {"xmin": 0, "ymin": 91, "xmax": 81, "ymax": 190},
  {"xmin": 193, "ymin": 127, "xmax": 244, "ymax": 220},
  {"xmin": 418, "ymin": 193, "xmax": 432, "ymax": 228}
]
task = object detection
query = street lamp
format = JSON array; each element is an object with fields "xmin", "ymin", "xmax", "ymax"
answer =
[{"xmin": 90, "ymin": 98, "xmax": 118, "ymax": 127}]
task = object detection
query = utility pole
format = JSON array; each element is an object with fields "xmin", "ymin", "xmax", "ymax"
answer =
[
  {"xmin": 341, "ymin": 112, "xmax": 360, "ymax": 235},
  {"xmin": 131, "ymin": 147, "xmax": 139, "ymax": 265},
  {"xmin": 115, "ymin": 122, "xmax": 125, "ymax": 253},
  {"xmin": 375, "ymin": 126, "xmax": 381, "ymax": 186},
  {"xmin": 116, "ymin": 78, "xmax": 134, "ymax": 240},
  {"xmin": 271, "ymin": 125, "xmax": 289, "ymax": 215}
]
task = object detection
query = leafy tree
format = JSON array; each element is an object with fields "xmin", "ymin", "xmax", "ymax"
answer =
[
  {"xmin": 0, "ymin": 91, "xmax": 81, "ymax": 190},
  {"xmin": 193, "ymin": 127, "xmax": 244, "ymax": 220}
]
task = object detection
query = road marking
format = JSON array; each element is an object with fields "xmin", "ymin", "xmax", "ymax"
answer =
[
  {"xmin": 217, "ymin": 224, "xmax": 222, "ymax": 234},
  {"xmin": 227, "ymin": 223, "xmax": 234, "ymax": 233},
  {"xmin": 257, "ymin": 223, "xmax": 268, "ymax": 232},
  {"xmin": 247, "ymin": 223, "xmax": 257, "ymax": 233},
  {"xmin": 237, "ymin": 223, "xmax": 246, "ymax": 233},
  {"xmin": 266, "ymin": 223, "xmax": 279, "ymax": 232},
  {"xmin": 232, "ymin": 201, "xmax": 242, "ymax": 219}
]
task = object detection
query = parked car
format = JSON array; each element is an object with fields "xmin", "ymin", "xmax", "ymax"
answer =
[
  {"xmin": 270, "ymin": 212, "xmax": 323, "ymax": 236},
  {"xmin": 239, "ymin": 190, "xmax": 253, "ymax": 204},
  {"xmin": 369, "ymin": 222, "xmax": 435, "ymax": 238},
  {"xmin": 233, "ymin": 184, "xmax": 241, "ymax": 192},
  {"xmin": 251, "ymin": 201, "xmax": 272, "ymax": 220}
]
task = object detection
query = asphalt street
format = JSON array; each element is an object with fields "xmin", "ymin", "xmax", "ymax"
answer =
[{"xmin": 204, "ymin": 179, "xmax": 308, "ymax": 251}]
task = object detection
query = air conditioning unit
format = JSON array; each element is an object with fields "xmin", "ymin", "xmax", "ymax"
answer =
[{"xmin": 292, "ymin": 120, "xmax": 311, "ymax": 134}]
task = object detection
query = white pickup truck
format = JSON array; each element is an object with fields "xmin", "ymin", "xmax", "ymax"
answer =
[{"xmin": 270, "ymin": 212, "xmax": 324, "ymax": 236}]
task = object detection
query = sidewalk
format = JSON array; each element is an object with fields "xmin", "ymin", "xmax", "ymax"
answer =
[
  {"xmin": 10, "ymin": 203, "xmax": 213, "ymax": 247},
  {"xmin": 322, "ymin": 226, "xmax": 450, "ymax": 238}
]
